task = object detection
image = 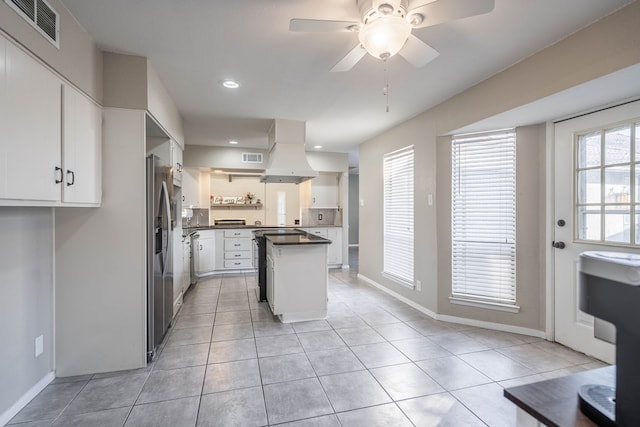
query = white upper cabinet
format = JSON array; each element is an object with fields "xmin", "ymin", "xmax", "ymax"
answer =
[
  {"xmin": 311, "ymin": 173, "xmax": 339, "ymax": 208},
  {"xmin": 182, "ymin": 167, "xmax": 200, "ymax": 208},
  {"xmin": 0, "ymin": 39, "xmax": 61, "ymax": 202},
  {"xmin": 172, "ymin": 140, "xmax": 183, "ymax": 187},
  {"xmin": 62, "ymin": 84, "xmax": 102, "ymax": 204},
  {"xmin": 0, "ymin": 35, "xmax": 102, "ymax": 206}
]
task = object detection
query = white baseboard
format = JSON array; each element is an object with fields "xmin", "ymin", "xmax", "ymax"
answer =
[
  {"xmin": 357, "ymin": 274, "xmax": 437, "ymax": 318},
  {"xmin": 0, "ymin": 371, "xmax": 55, "ymax": 426},
  {"xmin": 357, "ymin": 274, "xmax": 546, "ymax": 339},
  {"xmin": 348, "ymin": 244, "xmax": 359, "ymax": 248}
]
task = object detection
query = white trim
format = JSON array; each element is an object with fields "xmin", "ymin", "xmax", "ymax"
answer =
[
  {"xmin": 358, "ymin": 274, "xmax": 437, "ymax": 318},
  {"xmin": 357, "ymin": 273, "xmax": 547, "ymax": 339},
  {"xmin": 381, "ymin": 272, "xmax": 415, "ymax": 290},
  {"xmin": 348, "ymin": 244, "xmax": 359, "ymax": 248},
  {"xmin": 449, "ymin": 296, "xmax": 520, "ymax": 313},
  {"xmin": 545, "ymin": 121, "xmax": 556, "ymax": 341},
  {"xmin": 0, "ymin": 371, "xmax": 55, "ymax": 426},
  {"xmin": 341, "ymin": 264, "xmax": 350, "ymax": 270}
]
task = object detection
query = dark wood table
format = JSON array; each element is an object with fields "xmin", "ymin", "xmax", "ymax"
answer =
[{"xmin": 504, "ymin": 366, "xmax": 615, "ymax": 426}]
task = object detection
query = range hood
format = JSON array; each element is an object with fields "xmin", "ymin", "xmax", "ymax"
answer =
[{"xmin": 261, "ymin": 119, "xmax": 318, "ymax": 184}]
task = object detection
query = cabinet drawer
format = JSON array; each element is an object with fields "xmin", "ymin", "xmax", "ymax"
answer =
[
  {"xmin": 224, "ymin": 238, "xmax": 251, "ymax": 251},
  {"xmin": 224, "ymin": 251, "xmax": 251, "ymax": 260},
  {"xmin": 224, "ymin": 229, "xmax": 252, "ymax": 238},
  {"xmin": 224, "ymin": 259, "xmax": 253, "ymax": 269}
]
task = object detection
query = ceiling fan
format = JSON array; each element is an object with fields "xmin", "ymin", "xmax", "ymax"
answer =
[{"xmin": 290, "ymin": 0, "xmax": 494, "ymax": 72}]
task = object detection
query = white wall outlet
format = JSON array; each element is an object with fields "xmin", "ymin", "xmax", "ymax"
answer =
[
  {"xmin": 415, "ymin": 280, "xmax": 422, "ymax": 291},
  {"xmin": 35, "ymin": 335, "xmax": 44, "ymax": 358},
  {"xmin": 427, "ymin": 194, "xmax": 433, "ymax": 206},
  {"xmin": 360, "ymin": 199, "xmax": 365, "ymax": 207}
]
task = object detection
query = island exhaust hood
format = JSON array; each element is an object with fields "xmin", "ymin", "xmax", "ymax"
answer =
[{"xmin": 261, "ymin": 119, "xmax": 318, "ymax": 184}]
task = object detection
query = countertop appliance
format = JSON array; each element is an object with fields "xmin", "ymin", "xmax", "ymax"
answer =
[
  {"xmin": 578, "ymin": 251, "xmax": 640, "ymax": 427},
  {"xmin": 146, "ymin": 154, "xmax": 174, "ymax": 362},
  {"xmin": 253, "ymin": 228, "xmax": 305, "ymax": 302}
]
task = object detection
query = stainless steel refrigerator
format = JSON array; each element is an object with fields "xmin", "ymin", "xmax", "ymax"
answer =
[{"xmin": 146, "ymin": 154, "xmax": 173, "ymax": 361}]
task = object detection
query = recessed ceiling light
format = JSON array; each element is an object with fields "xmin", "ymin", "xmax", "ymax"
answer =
[
  {"xmin": 221, "ymin": 79, "xmax": 240, "ymax": 89},
  {"xmin": 314, "ymin": 145, "xmax": 323, "ymax": 149},
  {"xmin": 228, "ymin": 140, "xmax": 239, "ymax": 145}
]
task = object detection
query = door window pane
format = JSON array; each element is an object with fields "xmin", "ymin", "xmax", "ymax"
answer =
[
  {"xmin": 604, "ymin": 126, "xmax": 630, "ymax": 165},
  {"xmin": 604, "ymin": 205, "xmax": 630, "ymax": 243},
  {"xmin": 577, "ymin": 132, "xmax": 601, "ymax": 168},
  {"xmin": 578, "ymin": 206, "xmax": 601, "ymax": 241},
  {"xmin": 604, "ymin": 166, "xmax": 630, "ymax": 203},
  {"xmin": 577, "ymin": 169, "xmax": 601, "ymax": 204}
]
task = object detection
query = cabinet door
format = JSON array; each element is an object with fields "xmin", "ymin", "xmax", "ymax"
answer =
[
  {"xmin": 182, "ymin": 167, "xmax": 199, "ymax": 208},
  {"xmin": 172, "ymin": 140, "xmax": 183, "ymax": 186},
  {"xmin": 183, "ymin": 238, "xmax": 191, "ymax": 292},
  {"xmin": 327, "ymin": 228, "xmax": 342, "ymax": 265},
  {"xmin": 62, "ymin": 84, "xmax": 102, "ymax": 204},
  {"xmin": 267, "ymin": 254, "xmax": 275, "ymax": 313},
  {"xmin": 1, "ymin": 41, "xmax": 61, "ymax": 201},
  {"xmin": 197, "ymin": 236, "xmax": 216, "ymax": 274},
  {"xmin": 172, "ymin": 231, "xmax": 184, "ymax": 308},
  {"xmin": 312, "ymin": 173, "xmax": 338, "ymax": 208}
]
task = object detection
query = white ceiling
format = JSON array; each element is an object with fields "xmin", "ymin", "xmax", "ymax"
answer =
[{"xmin": 60, "ymin": 0, "xmax": 636, "ymax": 165}]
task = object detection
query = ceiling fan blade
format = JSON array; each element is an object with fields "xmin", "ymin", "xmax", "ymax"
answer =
[
  {"xmin": 330, "ymin": 44, "xmax": 367, "ymax": 72},
  {"xmin": 408, "ymin": 0, "xmax": 494, "ymax": 29},
  {"xmin": 399, "ymin": 34, "xmax": 439, "ymax": 67},
  {"xmin": 289, "ymin": 19, "xmax": 360, "ymax": 32}
]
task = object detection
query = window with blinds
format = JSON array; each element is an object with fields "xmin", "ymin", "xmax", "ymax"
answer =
[
  {"xmin": 383, "ymin": 145, "xmax": 414, "ymax": 288},
  {"xmin": 451, "ymin": 129, "xmax": 516, "ymax": 305}
]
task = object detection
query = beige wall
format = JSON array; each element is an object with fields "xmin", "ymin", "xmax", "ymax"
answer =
[
  {"xmin": 102, "ymin": 53, "xmax": 184, "ymax": 144},
  {"xmin": 0, "ymin": 0, "xmax": 102, "ymax": 102},
  {"xmin": 435, "ymin": 126, "xmax": 546, "ymax": 329},
  {"xmin": 359, "ymin": 1, "xmax": 640, "ymax": 332}
]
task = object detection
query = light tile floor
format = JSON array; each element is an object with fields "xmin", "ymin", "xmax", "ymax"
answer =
[{"xmin": 9, "ymin": 249, "xmax": 607, "ymax": 426}]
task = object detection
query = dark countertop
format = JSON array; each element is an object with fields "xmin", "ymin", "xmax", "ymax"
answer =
[
  {"xmin": 504, "ymin": 365, "xmax": 614, "ymax": 427},
  {"xmin": 266, "ymin": 234, "xmax": 331, "ymax": 245},
  {"xmin": 181, "ymin": 224, "xmax": 341, "ymax": 237}
]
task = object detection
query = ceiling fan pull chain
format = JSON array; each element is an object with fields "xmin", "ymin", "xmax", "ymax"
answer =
[{"xmin": 383, "ymin": 59, "xmax": 390, "ymax": 112}]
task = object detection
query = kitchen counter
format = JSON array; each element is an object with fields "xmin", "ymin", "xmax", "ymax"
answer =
[{"xmin": 265, "ymin": 234, "xmax": 331, "ymax": 245}]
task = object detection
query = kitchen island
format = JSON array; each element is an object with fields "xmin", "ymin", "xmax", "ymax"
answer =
[{"xmin": 266, "ymin": 233, "xmax": 330, "ymax": 322}]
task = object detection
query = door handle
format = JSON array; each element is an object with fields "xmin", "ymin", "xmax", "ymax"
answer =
[
  {"xmin": 55, "ymin": 166, "xmax": 63, "ymax": 184},
  {"xmin": 552, "ymin": 241, "xmax": 566, "ymax": 249}
]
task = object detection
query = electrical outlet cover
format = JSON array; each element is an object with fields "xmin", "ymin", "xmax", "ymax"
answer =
[{"xmin": 35, "ymin": 335, "xmax": 44, "ymax": 357}]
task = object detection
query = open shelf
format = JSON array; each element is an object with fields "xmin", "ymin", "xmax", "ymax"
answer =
[{"xmin": 211, "ymin": 203, "xmax": 263, "ymax": 209}]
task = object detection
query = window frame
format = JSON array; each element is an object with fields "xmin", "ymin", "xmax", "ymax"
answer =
[
  {"xmin": 382, "ymin": 145, "xmax": 415, "ymax": 289},
  {"xmin": 450, "ymin": 129, "xmax": 518, "ymax": 310}
]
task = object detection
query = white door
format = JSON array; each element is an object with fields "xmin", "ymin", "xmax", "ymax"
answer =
[{"xmin": 554, "ymin": 100, "xmax": 640, "ymax": 363}]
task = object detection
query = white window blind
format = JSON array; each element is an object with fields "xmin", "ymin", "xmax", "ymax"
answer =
[
  {"xmin": 383, "ymin": 145, "xmax": 414, "ymax": 288},
  {"xmin": 451, "ymin": 129, "xmax": 516, "ymax": 304}
]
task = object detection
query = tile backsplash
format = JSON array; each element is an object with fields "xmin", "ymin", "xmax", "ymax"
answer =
[{"xmin": 301, "ymin": 208, "xmax": 342, "ymax": 226}]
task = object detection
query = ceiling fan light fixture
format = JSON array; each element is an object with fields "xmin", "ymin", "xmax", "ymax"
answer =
[
  {"xmin": 407, "ymin": 13, "xmax": 423, "ymax": 26},
  {"xmin": 358, "ymin": 15, "xmax": 411, "ymax": 60}
]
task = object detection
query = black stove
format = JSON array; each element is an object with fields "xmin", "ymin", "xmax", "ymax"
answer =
[{"xmin": 253, "ymin": 229, "xmax": 305, "ymax": 302}]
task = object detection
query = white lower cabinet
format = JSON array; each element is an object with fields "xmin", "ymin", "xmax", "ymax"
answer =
[
  {"xmin": 196, "ymin": 230, "xmax": 216, "ymax": 275},
  {"xmin": 327, "ymin": 227, "xmax": 342, "ymax": 266},
  {"xmin": 172, "ymin": 229, "xmax": 184, "ymax": 317},
  {"xmin": 302, "ymin": 227, "xmax": 342, "ymax": 267},
  {"xmin": 267, "ymin": 241, "xmax": 328, "ymax": 322},
  {"xmin": 183, "ymin": 235, "xmax": 191, "ymax": 290},
  {"xmin": 213, "ymin": 228, "xmax": 255, "ymax": 272}
]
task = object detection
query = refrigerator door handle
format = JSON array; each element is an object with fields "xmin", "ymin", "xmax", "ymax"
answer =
[{"xmin": 161, "ymin": 181, "xmax": 171, "ymax": 274}]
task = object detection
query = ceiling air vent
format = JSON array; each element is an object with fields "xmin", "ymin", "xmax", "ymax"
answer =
[
  {"xmin": 242, "ymin": 153, "xmax": 263, "ymax": 164},
  {"xmin": 5, "ymin": 0, "xmax": 59, "ymax": 48}
]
